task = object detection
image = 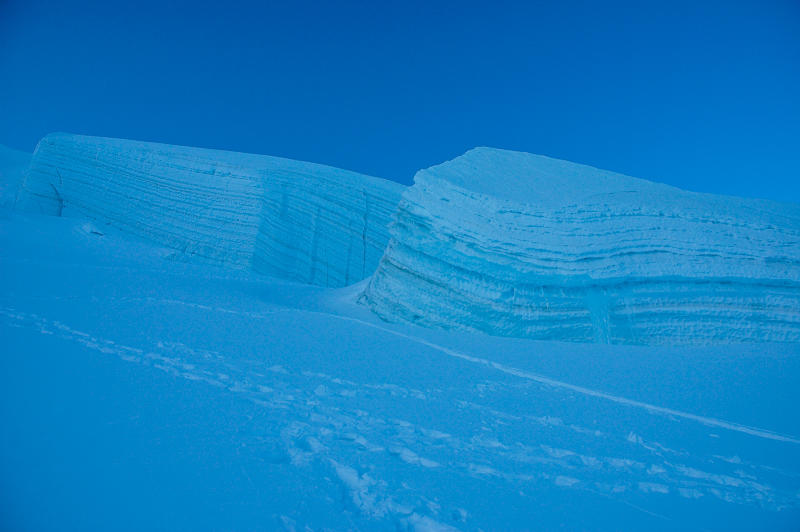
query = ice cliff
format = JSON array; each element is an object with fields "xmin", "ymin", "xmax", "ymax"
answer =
[
  {"xmin": 363, "ymin": 147, "xmax": 800, "ymax": 345},
  {"xmin": 16, "ymin": 133, "xmax": 403, "ymax": 286},
  {"xmin": 14, "ymin": 135, "xmax": 800, "ymax": 345}
]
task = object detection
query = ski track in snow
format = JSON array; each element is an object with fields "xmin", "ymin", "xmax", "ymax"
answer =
[
  {"xmin": 6, "ymin": 293, "xmax": 797, "ymax": 444},
  {"xmin": 327, "ymin": 314, "xmax": 800, "ymax": 445},
  {"xmin": 2, "ymin": 300, "xmax": 799, "ymax": 529}
]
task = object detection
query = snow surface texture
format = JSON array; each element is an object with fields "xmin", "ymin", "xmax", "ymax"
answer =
[
  {"xmin": 0, "ymin": 143, "xmax": 31, "ymax": 208},
  {"xmin": 16, "ymin": 133, "xmax": 404, "ymax": 286},
  {"xmin": 2, "ymin": 208, "xmax": 799, "ymax": 530},
  {"xmin": 364, "ymin": 147, "xmax": 800, "ymax": 345}
]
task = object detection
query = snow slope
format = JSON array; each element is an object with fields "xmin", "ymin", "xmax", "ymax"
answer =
[
  {"xmin": 1, "ymin": 207, "xmax": 799, "ymax": 530},
  {"xmin": 0, "ymin": 143, "xmax": 31, "ymax": 208},
  {"xmin": 16, "ymin": 133, "xmax": 403, "ymax": 285},
  {"xmin": 364, "ymin": 147, "xmax": 800, "ymax": 345}
]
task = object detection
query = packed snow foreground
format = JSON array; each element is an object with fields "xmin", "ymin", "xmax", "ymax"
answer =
[{"xmin": 2, "ymin": 134, "xmax": 799, "ymax": 530}]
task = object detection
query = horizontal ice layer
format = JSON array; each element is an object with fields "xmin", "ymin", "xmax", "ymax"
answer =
[
  {"xmin": 254, "ymin": 153, "xmax": 404, "ymax": 287},
  {"xmin": 16, "ymin": 133, "xmax": 403, "ymax": 286},
  {"xmin": 363, "ymin": 147, "xmax": 800, "ymax": 345}
]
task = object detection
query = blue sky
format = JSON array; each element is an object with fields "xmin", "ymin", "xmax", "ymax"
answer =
[{"xmin": 1, "ymin": 0, "xmax": 798, "ymax": 201}]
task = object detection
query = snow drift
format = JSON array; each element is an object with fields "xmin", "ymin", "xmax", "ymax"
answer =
[
  {"xmin": 16, "ymin": 133, "xmax": 404, "ymax": 286},
  {"xmin": 363, "ymin": 147, "xmax": 800, "ymax": 345}
]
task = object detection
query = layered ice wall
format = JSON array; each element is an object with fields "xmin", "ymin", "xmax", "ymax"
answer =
[
  {"xmin": 254, "ymin": 153, "xmax": 403, "ymax": 287},
  {"xmin": 16, "ymin": 133, "xmax": 403, "ymax": 285},
  {"xmin": 17, "ymin": 134, "xmax": 264, "ymax": 268},
  {"xmin": 363, "ymin": 147, "xmax": 800, "ymax": 345}
]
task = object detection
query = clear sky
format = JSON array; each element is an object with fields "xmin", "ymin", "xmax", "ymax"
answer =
[{"xmin": 1, "ymin": 0, "xmax": 798, "ymax": 202}]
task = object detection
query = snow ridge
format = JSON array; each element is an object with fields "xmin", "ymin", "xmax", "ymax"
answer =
[
  {"xmin": 16, "ymin": 133, "xmax": 403, "ymax": 286},
  {"xmin": 363, "ymin": 147, "xmax": 800, "ymax": 345}
]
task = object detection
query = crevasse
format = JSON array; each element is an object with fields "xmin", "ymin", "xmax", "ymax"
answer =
[
  {"xmin": 362, "ymin": 147, "xmax": 800, "ymax": 345},
  {"xmin": 16, "ymin": 133, "xmax": 404, "ymax": 287}
]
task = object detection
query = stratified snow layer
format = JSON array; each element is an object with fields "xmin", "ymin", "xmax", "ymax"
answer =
[
  {"xmin": 364, "ymin": 147, "xmax": 800, "ymax": 345},
  {"xmin": 16, "ymin": 133, "xmax": 403, "ymax": 286},
  {"xmin": 253, "ymin": 153, "xmax": 403, "ymax": 287}
]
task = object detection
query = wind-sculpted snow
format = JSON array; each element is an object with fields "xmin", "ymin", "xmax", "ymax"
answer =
[
  {"xmin": 16, "ymin": 133, "xmax": 403, "ymax": 286},
  {"xmin": 364, "ymin": 147, "xmax": 800, "ymax": 345}
]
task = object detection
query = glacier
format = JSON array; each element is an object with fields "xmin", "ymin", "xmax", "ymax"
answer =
[
  {"xmin": 16, "ymin": 133, "xmax": 404, "ymax": 286},
  {"xmin": 363, "ymin": 147, "xmax": 800, "ymax": 345},
  {"xmin": 2, "ymin": 141, "xmax": 800, "ymax": 530}
]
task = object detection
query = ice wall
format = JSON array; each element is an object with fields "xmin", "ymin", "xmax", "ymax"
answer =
[
  {"xmin": 16, "ymin": 133, "xmax": 403, "ymax": 285},
  {"xmin": 363, "ymin": 147, "xmax": 800, "ymax": 345},
  {"xmin": 255, "ymin": 162, "xmax": 404, "ymax": 286}
]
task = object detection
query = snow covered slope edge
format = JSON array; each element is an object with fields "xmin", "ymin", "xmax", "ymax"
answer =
[
  {"xmin": 0, "ymin": 143, "xmax": 31, "ymax": 208},
  {"xmin": 363, "ymin": 147, "xmax": 800, "ymax": 345},
  {"xmin": 16, "ymin": 133, "xmax": 404, "ymax": 286}
]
